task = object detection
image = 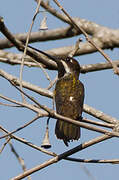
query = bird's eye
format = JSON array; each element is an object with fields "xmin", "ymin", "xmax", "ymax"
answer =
[{"xmin": 65, "ymin": 57, "xmax": 70, "ymax": 62}]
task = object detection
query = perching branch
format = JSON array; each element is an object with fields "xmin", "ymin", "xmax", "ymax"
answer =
[
  {"xmin": 2, "ymin": 78, "xmax": 119, "ymax": 138},
  {"xmin": 0, "ymin": 68, "xmax": 117, "ymax": 126}
]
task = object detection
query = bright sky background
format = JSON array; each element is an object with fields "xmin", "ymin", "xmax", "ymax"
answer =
[{"xmin": 0, "ymin": 0, "xmax": 119, "ymax": 180}]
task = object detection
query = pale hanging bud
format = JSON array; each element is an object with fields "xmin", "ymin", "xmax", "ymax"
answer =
[
  {"xmin": 41, "ymin": 125, "xmax": 51, "ymax": 149},
  {"xmin": 39, "ymin": 15, "xmax": 48, "ymax": 30},
  {"xmin": 41, "ymin": 117, "xmax": 51, "ymax": 149}
]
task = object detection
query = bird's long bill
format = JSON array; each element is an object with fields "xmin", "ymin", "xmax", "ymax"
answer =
[{"xmin": 28, "ymin": 45, "xmax": 58, "ymax": 63}]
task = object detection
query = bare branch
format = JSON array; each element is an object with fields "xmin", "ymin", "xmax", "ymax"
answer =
[
  {"xmin": 0, "ymin": 93, "xmax": 47, "ymax": 115},
  {"xmin": 0, "ymin": 69, "xmax": 53, "ymax": 98},
  {"xmin": 0, "ymin": 101, "xmax": 22, "ymax": 107},
  {"xmin": 45, "ymin": 38, "xmax": 116, "ymax": 58},
  {"xmin": 1, "ymin": 23, "xmax": 119, "ymax": 55},
  {"xmin": 84, "ymin": 104, "xmax": 117, "ymax": 124},
  {"xmin": 83, "ymin": 118, "xmax": 114, "ymax": 129},
  {"xmin": 66, "ymin": 157, "xmax": 119, "ymax": 164},
  {"xmin": 0, "ymin": 50, "xmax": 38, "ymax": 66},
  {"xmin": 81, "ymin": 60, "xmax": 119, "ymax": 73},
  {"xmin": 0, "ymin": 26, "xmax": 80, "ymax": 49},
  {"xmin": 46, "ymin": 75, "xmax": 57, "ymax": 90}
]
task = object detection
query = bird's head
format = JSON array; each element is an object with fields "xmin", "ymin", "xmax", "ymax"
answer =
[
  {"xmin": 56, "ymin": 57, "xmax": 81, "ymax": 79},
  {"xmin": 27, "ymin": 46, "xmax": 80, "ymax": 79}
]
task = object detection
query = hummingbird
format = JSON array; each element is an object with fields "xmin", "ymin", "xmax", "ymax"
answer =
[
  {"xmin": 54, "ymin": 56, "xmax": 85, "ymax": 146},
  {"xmin": 27, "ymin": 45, "xmax": 84, "ymax": 146}
]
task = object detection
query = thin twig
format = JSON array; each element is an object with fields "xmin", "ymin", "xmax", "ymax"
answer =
[
  {"xmin": 83, "ymin": 118, "xmax": 114, "ymax": 129},
  {"xmin": 0, "ymin": 137, "xmax": 11, "ymax": 153},
  {"xmin": 69, "ymin": 38, "xmax": 81, "ymax": 57},
  {"xmin": 9, "ymin": 141, "xmax": 31, "ymax": 180},
  {"xmin": 0, "ymin": 93, "xmax": 45, "ymax": 114},
  {"xmin": 0, "ymin": 115, "xmax": 40, "ymax": 140},
  {"xmin": 0, "ymin": 102, "xmax": 22, "ymax": 107},
  {"xmin": 46, "ymin": 75, "xmax": 57, "ymax": 90},
  {"xmin": 32, "ymin": 58, "xmax": 52, "ymax": 82},
  {"xmin": 20, "ymin": 0, "xmax": 42, "ymax": 102},
  {"xmin": 84, "ymin": 104, "xmax": 117, "ymax": 124},
  {"xmin": 80, "ymin": 164, "xmax": 97, "ymax": 180}
]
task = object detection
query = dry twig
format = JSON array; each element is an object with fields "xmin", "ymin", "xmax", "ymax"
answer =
[
  {"xmin": 0, "ymin": 115, "xmax": 40, "ymax": 140},
  {"xmin": 20, "ymin": 0, "xmax": 42, "ymax": 102},
  {"xmin": 0, "ymin": 137, "xmax": 11, "ymax": 153},
  {"xmin": 9, "ymin": 141, "xmax": 31, "ymax": 180}
]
